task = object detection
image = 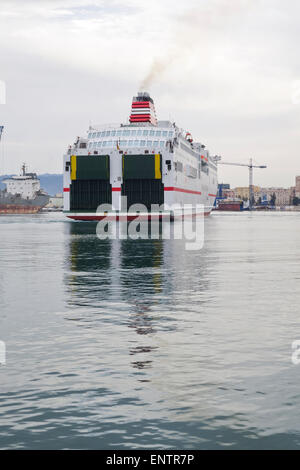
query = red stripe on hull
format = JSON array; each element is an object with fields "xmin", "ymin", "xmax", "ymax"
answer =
[
  {"xmin": 63, "ymin": 188, "xmax": 70, "ymax": 192},
  {"xmin": 164, "ymin": 187, "xmax": 202, "ymax": 196},
  {"xmin": 67, "ymin": 212, "xmax": 211, "ymax": 221}
]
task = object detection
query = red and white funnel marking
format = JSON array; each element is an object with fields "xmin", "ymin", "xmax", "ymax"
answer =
[{"xmin": 129, "ymin": 91, "xmax": 157, "ymax": 126}]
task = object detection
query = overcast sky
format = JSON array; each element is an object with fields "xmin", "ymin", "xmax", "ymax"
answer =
[{"xmin": 0, "ymin": 0, "xmax": 299, "ymax": 187}]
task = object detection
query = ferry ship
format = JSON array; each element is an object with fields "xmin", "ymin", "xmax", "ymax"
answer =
[
  {"xmin": 63, "ymin": 92, "xmax": 218, "ymax": 220},
  {"xmin": 0, "ymin": 164, "xmax": 50, "ymax": 214}
]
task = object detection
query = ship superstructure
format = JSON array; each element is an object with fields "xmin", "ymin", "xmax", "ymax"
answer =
[
  {"xmin": 63, "ymin": 92, "xmax": 218, "ymax": 220},
  {"xmin": 0, "ymin": 164, "xmax": 49, "ymax": 214}
]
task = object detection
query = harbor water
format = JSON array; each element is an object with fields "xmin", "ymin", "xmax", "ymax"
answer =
[{"xmin": 0, "ymin": 211, "xmax": 300, "ymax": 449}]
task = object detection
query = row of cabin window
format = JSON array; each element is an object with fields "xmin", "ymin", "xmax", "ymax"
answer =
[
  {"xmin": 88, "ymin": 140, "xmax": 166, "ymax": 149},
  {"xmin": 88, "ymin": 129, "xmax": 173, "ymax": 139},
  {"xmin": 174, "ymin": 161, "xmax": 209, "ymax": 177}
]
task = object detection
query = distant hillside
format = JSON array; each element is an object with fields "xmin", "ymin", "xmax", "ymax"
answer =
[
  {"xmin": 0, "ymin": 173, "xmax": 63, "ymax": 196},
  {"xmin": 39, "ymin": 174, "xmax": 63, "ymax": 196}
]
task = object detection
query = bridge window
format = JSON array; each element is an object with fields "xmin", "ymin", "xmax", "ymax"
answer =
[{"xmin": 155, "ymin": 131, "xmax": 161, "ymax": 137}]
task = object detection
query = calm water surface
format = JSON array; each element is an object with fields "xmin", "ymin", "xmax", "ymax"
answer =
[{"xmin": 0, "ymin": 211, "xmax": 300, "ymax": 449}]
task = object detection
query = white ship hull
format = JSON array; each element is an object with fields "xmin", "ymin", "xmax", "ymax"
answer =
[{"xmin": 63, "ymin": 92, "xmax": 218, "ymax": 220}]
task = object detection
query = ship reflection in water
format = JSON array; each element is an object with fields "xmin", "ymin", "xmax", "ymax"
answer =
[{"xmin": 65, "ymin": 222, "xmax": 209, "ymax": 382}]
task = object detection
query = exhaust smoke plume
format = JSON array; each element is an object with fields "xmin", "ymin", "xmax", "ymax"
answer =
[{"xmin": 140, "ymin": 0, "xmax": 258, "ymax": 91}]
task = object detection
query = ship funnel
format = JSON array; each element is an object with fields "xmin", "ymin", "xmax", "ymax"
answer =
[{"xmin": 129, "ymin": 92, "xmax": 157, "ymax": 125}]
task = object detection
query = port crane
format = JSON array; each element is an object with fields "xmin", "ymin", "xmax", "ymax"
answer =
[{"xmin": 215, "ymin": 158, "xmax": 267, "ymax": 210}]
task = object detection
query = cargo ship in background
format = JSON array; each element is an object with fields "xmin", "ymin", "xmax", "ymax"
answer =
[
  {"xmin": 63, "ymin": 92, "xmax": 218, "ymax": 220},
  {"xmin": 0, "ymin": 127, "xmax": 50, "ymax": 214},
  {"xmin": 0, "ymin": 164, "xmax": 49, "ymax": 214}
]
